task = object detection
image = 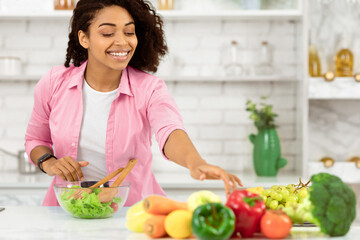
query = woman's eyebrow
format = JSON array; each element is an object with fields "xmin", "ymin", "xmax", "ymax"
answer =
[
  {"xmin": 98, "ymin": 22, "xmax": 135, "ymax": 28},
  {"xmin": 125, "ymin": 21, "xmax": 135, "ymax": 26},
  {"xmin": 98, "ymin": 23, "xmax": 116, "ymax": 28}
]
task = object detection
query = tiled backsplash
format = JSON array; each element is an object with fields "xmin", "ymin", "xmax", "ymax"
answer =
[{"xmin": 0, "ymin": 15, "xmax": 298, "ymax": 173}]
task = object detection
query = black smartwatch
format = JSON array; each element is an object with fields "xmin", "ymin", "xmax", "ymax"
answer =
[{"xmin": 37, "ymin": 153, "xmax": 57, "ymax": 173}]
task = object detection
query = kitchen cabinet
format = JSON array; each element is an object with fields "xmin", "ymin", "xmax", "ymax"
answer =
[
  {"xmin": 304, "ymin": 0, "xmax": 360, "ymax": 182},
  {"xmin": 0, "ymin": 206, "xmax": 359, "ymax": 240}
]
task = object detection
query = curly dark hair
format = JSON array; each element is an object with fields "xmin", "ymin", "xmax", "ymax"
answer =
[{"xmin": 64, "ymin": 0, "xmax": 168, "ymax": 72}]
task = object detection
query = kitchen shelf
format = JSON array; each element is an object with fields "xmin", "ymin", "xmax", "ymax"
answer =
[
  {"xmin": 308, "ymin": 77, "xmax": 360, "ymax": 99},
  {"xmin": 0, "ymin": 11, "xmax": 73, "ymax": 20},
  {"xmin": 304, "ymin": 1, "xmax": 360, "ymax": 184},
  {"xmin": 158, "ymin": 75, "xmax": 299, "ymax": 82},
  {"xmin": 307, "ymin": 162, "xmax": 360, "ymax": 183},
  {"xmin": 159, "ymin": 10, "xmax": 302, "ymax": 21},
  {"xmin": 0, "ymin": 9, "xmax": 302, "ymax": 21},
  {"xmin": 0, "ymin": 74, "xmax": 298, "ymax": 83},
  {"xmin": 0, "ymin": 75, "xmax": 41, "ymax": 82}
]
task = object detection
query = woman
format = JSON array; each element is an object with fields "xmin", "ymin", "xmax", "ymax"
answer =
[{"xmin": 25, "ymin": 0, "xmax": 242, "ymax": 206}]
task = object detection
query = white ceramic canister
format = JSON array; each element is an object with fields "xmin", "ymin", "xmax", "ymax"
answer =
[{"xmin": 0, "ymin": 57, "xmax": 22, "ymax": 75}]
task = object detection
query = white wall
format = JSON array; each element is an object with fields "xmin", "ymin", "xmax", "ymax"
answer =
[{"xmin": 0, "ymin": 3, "xmax": 299, "ymax": 174}]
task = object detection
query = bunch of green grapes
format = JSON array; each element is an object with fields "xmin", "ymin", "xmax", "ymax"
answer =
[{"xmin": 261, "ymin": 183, "xmax": 309, "ymax": 210}]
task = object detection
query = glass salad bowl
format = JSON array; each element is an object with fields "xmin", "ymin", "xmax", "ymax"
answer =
[{"xmin": 54, "ymin": 181, "xmax": 130, "ymax": 219}]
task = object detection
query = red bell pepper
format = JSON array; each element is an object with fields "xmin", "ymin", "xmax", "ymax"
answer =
[{"xmin": 225, "ymin": 189, "xmax": 266, "ymax": 238}]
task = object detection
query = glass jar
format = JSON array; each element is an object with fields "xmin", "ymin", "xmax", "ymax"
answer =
[
  {"xmin": 224, "ymin": 41, "xmax": 244, "ymax": 77},
  {"xmin": 54, "ymin": 0, "xmax": 76, "ymax": 10},
  {"xmin": 255, "ymin": 41, "xmax": 274, "ymax": 76}
]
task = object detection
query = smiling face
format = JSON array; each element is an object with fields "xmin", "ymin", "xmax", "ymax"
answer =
[{"xmin": 78, "ymin": 5, "xmax": 138, "ymax": 72}]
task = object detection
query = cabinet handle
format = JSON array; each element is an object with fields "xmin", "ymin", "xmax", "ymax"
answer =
[
  {"xmin": 348, "ymin": 157, "xmax": 360, "ymax": 169},
  {"xmin": 320, "ymin": 157, "xmax": 334, "ymax": 168}
]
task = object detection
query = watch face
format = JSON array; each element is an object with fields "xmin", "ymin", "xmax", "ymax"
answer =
[{"xmin": 38, "ymin": 153, "xmax": 55, "ymax": 166}]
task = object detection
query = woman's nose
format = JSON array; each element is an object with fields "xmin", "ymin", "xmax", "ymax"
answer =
[{"xmin": 114, "ymin": 33, "xmax": 127, "ymax": 45}]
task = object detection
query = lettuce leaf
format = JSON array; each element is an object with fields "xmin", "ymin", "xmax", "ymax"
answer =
[{"xmin": 59, "ymin": 186, "xmax": 122, "ymax": 219}]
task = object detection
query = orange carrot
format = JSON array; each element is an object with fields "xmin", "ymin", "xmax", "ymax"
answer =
[
  {"xmin": 143, "ymin": 195, "xmax": 188, "ymax": 215},
  {"xmin": 144, "ymin": 215, "xmax": 167, "ymax": 238}
]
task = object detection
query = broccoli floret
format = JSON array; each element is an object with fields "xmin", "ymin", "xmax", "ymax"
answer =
[
  {"xmin": 309, "ymin": 173, "xmax": 357, "ymax": 236},
  {"xmin": 283, "ymin": 173, "xmax": 357, "ymax": 237}
]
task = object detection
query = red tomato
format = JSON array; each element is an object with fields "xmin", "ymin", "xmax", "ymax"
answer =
[
  {"xmin": 110, "ymin": 202, "xmax": 119, "ymax": 213},
  {"xmin": 260, "ymin": 210, "xmax": 292, "ymax": 239}
]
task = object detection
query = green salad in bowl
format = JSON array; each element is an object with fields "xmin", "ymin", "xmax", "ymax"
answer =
[{"xmin": 54, "ymin": 181, "xmax": 130, "ymax": 219}]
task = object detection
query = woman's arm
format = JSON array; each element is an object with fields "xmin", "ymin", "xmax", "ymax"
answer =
[
  {"xmin": 30, "ymin": 145, "xmax": 88, "ymax": 182},
  {"xmin": 163, "ymin": 129, "xmax": 243, "ymax": 196},
  {"xmin": 29, "ymin": 145, "xmax": 55, "ymax": 166},
  {"xmin": 25, "ymin": 68, "xmax": 87, "ymax": 182}
]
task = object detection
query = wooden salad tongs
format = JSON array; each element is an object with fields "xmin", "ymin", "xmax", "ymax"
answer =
[
  {"xmin": 68, "ymin": 159, "xmax": 137, "ymax": 200},
  {"xmin": 68, "ymin": 167, "xmax": 124, "ymax": 200},
  {"xmin": 98, "ymin": 159, "xmax": 137, "ymax": 203}
]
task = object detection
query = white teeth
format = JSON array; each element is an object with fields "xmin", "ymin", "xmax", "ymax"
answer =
[{"xmin": 109, "ymin": 52, "xmax": 128, "ymax": 57}]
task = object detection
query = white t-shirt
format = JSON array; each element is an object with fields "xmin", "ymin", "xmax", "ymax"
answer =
[{"xmin": 77, "ymin": 79, "xmax": 118, "ymax": 181}]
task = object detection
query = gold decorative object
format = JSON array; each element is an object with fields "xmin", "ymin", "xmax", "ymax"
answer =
[
  {"xmin": 309, "ymin": 30, "xmax": 322, "ymax": 77},
  {"xmin": 320, "ymin": 157, "xmax": 335, "ymax": 168},
  {"xmin": 348, "ymin": 156, "xmax": 360, "ymax": 169},
  {"xmin": 158, "ymin": 0, "xmax": 174, "ymax": 10},
  {"xmin": 323, "ymin": 71, "xmax": 335, "ymax": 82},
  {"xmin": 354, "ymin": 73, "xmax": 360, "ymax": 82},
  {"xmin": 335, "ymin": 34, "xmax": 353, "ymax": 77},
  {"xmin": 54, "ymin": 0, "xmax": 75, "ymax": 10}
]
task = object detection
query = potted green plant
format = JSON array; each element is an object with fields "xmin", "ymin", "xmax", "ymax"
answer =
[{"xmin": 246, "ymin": 98, "xmax": 287, "ymax": 176}]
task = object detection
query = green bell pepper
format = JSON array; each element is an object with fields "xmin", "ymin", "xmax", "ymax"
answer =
[{"xmin": 191, "ymin": 203, "xmax": 235, "ymax": 240}]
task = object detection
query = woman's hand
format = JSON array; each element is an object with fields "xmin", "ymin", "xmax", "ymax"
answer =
[
  {"xmin": 42, "ymin": 156, "xmax": 89, "ymax": 182},
  {"xmin": 189, "ymin": 163, "xmax": 243, "ymax": 198},
  {"xmin": 163, "ymin": 130, "xmax": 243, "ymax": 197}
]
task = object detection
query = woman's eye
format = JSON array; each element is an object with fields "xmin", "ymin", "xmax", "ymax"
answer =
[
  {"xmin": 125, "ymin": 32, "xmax": 135, "ymax": 36},
  {"xmin": 102, "ymin": 33, "xmax": 114, "ymax": 37}
]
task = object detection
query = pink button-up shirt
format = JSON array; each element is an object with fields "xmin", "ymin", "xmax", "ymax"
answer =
[{"xmin": 25, "ymin": 61, "xmax": 186, "ymax": 206}]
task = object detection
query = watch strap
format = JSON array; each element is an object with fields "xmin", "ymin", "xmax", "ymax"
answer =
[{"xmin": 37, "ymin": 153, "xmax": 57, "ymax": 174}]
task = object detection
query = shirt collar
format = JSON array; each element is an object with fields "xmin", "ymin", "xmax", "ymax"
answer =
[
  {"xmin": 68, "ymin": 60, "xmax": 134, "ymax": 97},
  {"xmin": 116, "ymin": 67, "xmax": 134, "ymax": 97},
  {"xmin": 68, "ymin": 60, "xmax": 87, "ymax": 89}
]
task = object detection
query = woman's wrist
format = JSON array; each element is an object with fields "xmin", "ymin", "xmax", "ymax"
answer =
[
  {"xmin": 185, "ymin": 155, "xmax": 207, "ymax": 171},
  {"xmin": 41, "ymin": 158, "xmax": 57, "ymax": 175}
]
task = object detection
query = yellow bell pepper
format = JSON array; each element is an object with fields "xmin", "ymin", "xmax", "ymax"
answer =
[
  {"xmin": 246, "ymin": 186, "xmax": 264, "ymax": 195},
  {"xmin": 126, "ymin": 200, "xmax": 151, "ymax": 233}
]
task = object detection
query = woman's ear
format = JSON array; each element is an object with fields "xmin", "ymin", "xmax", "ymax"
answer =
[{"xmin": 78, "ymin": 30, "xmax": 89, "ymax": 49}]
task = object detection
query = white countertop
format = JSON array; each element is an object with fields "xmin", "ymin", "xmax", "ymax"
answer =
[
  {"xmin": 0, "ymin": 206, "xmax": 359, "ymax": 240},
  {"xmin": 0, "ymin": 170, "xmax": 305, "ymax": 189}
]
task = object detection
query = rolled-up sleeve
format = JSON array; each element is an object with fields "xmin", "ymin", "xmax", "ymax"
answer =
[
  {"xmin": 147, "ymin": 78, "xmax": 186, "ymax": 160},
  {"xmin": 25, "ymin": 69, "xmax": 54, "ymax": 165}
]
